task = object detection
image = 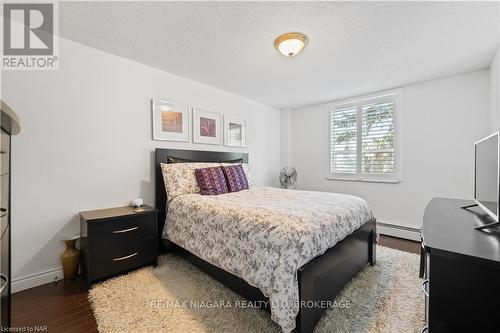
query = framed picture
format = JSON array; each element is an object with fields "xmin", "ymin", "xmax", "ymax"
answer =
[
  {"xmin": 152, "ymin": 100, "xmax": 190, "ymax": 142},
  {"xmin": 193, "ymin": 109, "xmax": 222, "ymax": 145},
  {"xmin": 224, "ymin": 116, "xmax": 247, "ymax": 147}
]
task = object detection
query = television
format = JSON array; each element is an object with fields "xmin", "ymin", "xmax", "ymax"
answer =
[{"xmin": 471, "ymin": 132, "xmax": 500, "ymax": 229}]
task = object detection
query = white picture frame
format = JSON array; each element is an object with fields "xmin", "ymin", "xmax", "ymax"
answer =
[
  {"xmin": 193, "ymin": 108, "xmax": 222, "ymax": 145},
  {"xmin": 224, "ymin": 116, "xmax": 247, "ymax": 147},
  {"xmin": 152, "ymin": 99, "xmax": 190, "ymax": 142}
]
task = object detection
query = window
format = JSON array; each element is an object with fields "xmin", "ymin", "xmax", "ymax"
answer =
[{"xmin": 328, "ymin": 90, "xmax": 402, "ymax": 182}]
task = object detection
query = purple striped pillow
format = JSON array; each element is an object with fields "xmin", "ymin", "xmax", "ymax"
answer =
[
  {"xmin": 221, "ymin": 164, "xmax": 249, "ymax": 192},
  {"xmin": 195, "ymin": 167, "xmax": 228, "ymax": 195}
]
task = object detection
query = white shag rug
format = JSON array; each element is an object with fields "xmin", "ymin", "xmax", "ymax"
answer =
[{"xmin": 89, "ymin": 246, "xmax": 424, "ymax": 333}]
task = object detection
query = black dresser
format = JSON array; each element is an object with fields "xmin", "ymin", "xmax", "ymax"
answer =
[
  {"xmin": 0, "ymin": 102, "xmax": 20, "ymax": 330},
  {"xmin": 80, "ymin": 205, "xmax": 158, "ymax": 288},
  {"xmin": 421, "ymin": 198, "xmax": 500, "ymax": 333}
]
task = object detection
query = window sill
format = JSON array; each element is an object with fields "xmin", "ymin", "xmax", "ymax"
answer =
[{"xmin": 326, "ymin": 177, "xmax": 402, "ymax": 184}]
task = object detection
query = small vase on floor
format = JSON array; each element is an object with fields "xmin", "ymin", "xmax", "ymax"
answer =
[{"xmin": 61, "ymin": 235, "xmax": 80, "ymax": 280}]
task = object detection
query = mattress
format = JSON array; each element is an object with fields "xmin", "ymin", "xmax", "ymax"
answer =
[{"xmin": 163, "ymin": 186, "xmax": 372, "ymax": 332}]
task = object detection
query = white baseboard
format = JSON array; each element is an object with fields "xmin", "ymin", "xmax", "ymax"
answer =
[
  {"xmin": 12, "ymin": 267, "xmax": 63, "ymax": 293},
  {"xmin": 377, "ymin": 221, "xmax": 421, "ymax": 242},
  {"xmin": 10, "ymin": 221, "xmax": 419, "ymax": 293}
]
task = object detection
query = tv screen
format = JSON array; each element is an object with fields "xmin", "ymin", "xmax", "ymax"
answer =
[{"xmin": 475, "ymin": 133, "xmax": 499, "ymax": 221}]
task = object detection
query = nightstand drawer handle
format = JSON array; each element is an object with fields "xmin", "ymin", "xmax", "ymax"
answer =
[
  {"xmin": 0, "ymin": 274, "xmax": 8, "ymax": 293},
  {"xmin": 421, "ymin": 279, "xmax": 429, "ymax": 297},
  {"xmin": 112, "ymin": 252, "xmax": 138, "ymax": 261},
  {"xmin": 113, "ymin": 226, "xmax": 138, "ymax": 234}
]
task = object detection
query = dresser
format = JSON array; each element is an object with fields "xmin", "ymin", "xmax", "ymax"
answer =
[
  {"xmin": 0, "ymin": 101, "xmax": 20, "ymax": 330},
  {"xmin": 80, "ymin": 205, "xmax": 158, "ymax": 288},
  {"xmin": 421, "ymin": 198, "xmax": 500, "ymax": 333}
]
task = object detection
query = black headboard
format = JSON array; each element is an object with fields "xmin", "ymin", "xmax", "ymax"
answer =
[{"xmin": 155, "ymin": 148, "xmax": 249, "ymax": 252}]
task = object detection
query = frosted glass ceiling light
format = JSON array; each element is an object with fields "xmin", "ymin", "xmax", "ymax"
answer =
[{"xmin": 274, "ymin": 32, "xmax": 308, "ymax": 57}]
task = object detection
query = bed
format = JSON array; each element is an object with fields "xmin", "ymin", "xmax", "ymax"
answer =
[{"xmin": 155, "ymin": 148, "xmax": 377, "ymax": 333}]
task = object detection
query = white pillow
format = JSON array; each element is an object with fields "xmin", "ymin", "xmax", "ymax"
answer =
[{"xmin": 160, "ymin": 162, "xmax": 220, "ymax": 200}]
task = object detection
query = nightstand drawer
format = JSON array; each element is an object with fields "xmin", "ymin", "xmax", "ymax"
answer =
[
  {"xmin": 90, "ymin": 237, "xmax": 155, "ymax": 281},
  {"xmin": 91, "ymin": 213, "xmax": 155, "ymax": 248}
]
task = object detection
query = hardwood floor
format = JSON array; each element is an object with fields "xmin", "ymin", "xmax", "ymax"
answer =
[
  {"xmin": 378, "ymin": 234, "xmax": 421, "ymax": 254},
  {"xmin": 12, "ymin": 276, "xmax": 98, "ymax": 333},
  {"xmin": 12, "ymin": 235, "xmax": 420, "ymax": 332}
]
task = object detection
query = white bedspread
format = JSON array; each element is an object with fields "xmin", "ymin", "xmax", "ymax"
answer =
[{"xmin": 163, "ymin": 186, "xmax": 372, "ymax": 332}]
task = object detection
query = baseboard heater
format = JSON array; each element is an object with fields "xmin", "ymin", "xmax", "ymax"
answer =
[{"xmin": 376, "ymin": 221, "xmax": 421, "ymax": 241}]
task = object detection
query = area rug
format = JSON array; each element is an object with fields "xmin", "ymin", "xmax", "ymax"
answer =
[{"xmin": 89, "ymin": 246, "xmax": 425, "ymax": 333}]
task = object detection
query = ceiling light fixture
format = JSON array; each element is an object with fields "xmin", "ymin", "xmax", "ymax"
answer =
[{"xmin": 274, "ymin": 32, "xmax": 308, "ymax": 57}]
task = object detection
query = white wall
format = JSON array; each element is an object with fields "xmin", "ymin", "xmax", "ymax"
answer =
[
  {"xmin": 490, "ymin": 47, "xmax": 500, "ymax": 131},
  {"xmin": 280, "ymin": 109, "xmax": 293, "ymax": 168},
  {"xmin": 287, "ymin": 70, "xmax": 490, "ymax": 229},
  {"xmin": 1, "ymin": 38, "xmax": 281, "ymax": 291}
]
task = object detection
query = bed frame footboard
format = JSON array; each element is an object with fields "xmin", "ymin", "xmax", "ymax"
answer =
[{"xmin": 296, "ymin": 218, "xmax": 376, "ymax": 333}]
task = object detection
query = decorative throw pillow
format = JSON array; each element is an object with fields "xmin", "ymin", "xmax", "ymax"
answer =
[
  {"xmin": 195, "ymin": 167, "xmax": 229, "ymax": 195},
  {"xmin": 160, "ymin": 162, "xmax": 220, "ymax": 200},
  {"xmin": 220, "ymin": 163, "xmax": 256, "ymax": 188},
  {"xmin": 221, "ymin": 164, "xmax": 249, "ymax": 192}
]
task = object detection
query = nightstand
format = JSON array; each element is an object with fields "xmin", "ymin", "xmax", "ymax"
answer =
[{"xmin": 80, "ymin": 205, "xmax": 158, "ymax": 288}]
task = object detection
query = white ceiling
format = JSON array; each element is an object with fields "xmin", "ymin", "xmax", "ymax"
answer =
[{"xmin": 60, "ymin": 1, "xmax": 499, "ymax": 109}]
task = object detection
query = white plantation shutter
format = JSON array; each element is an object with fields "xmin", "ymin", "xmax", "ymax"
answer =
[
  {"xmin": 331, "ymin": 107, "xmax": 357, "ymax": 174},
  {"xmin": 328, "ymin": 91, "xmax": 401, "ymax": 182},
  {"xmin": 361, "ymin": 101, "xmax": 395, "ymax": 175}
]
